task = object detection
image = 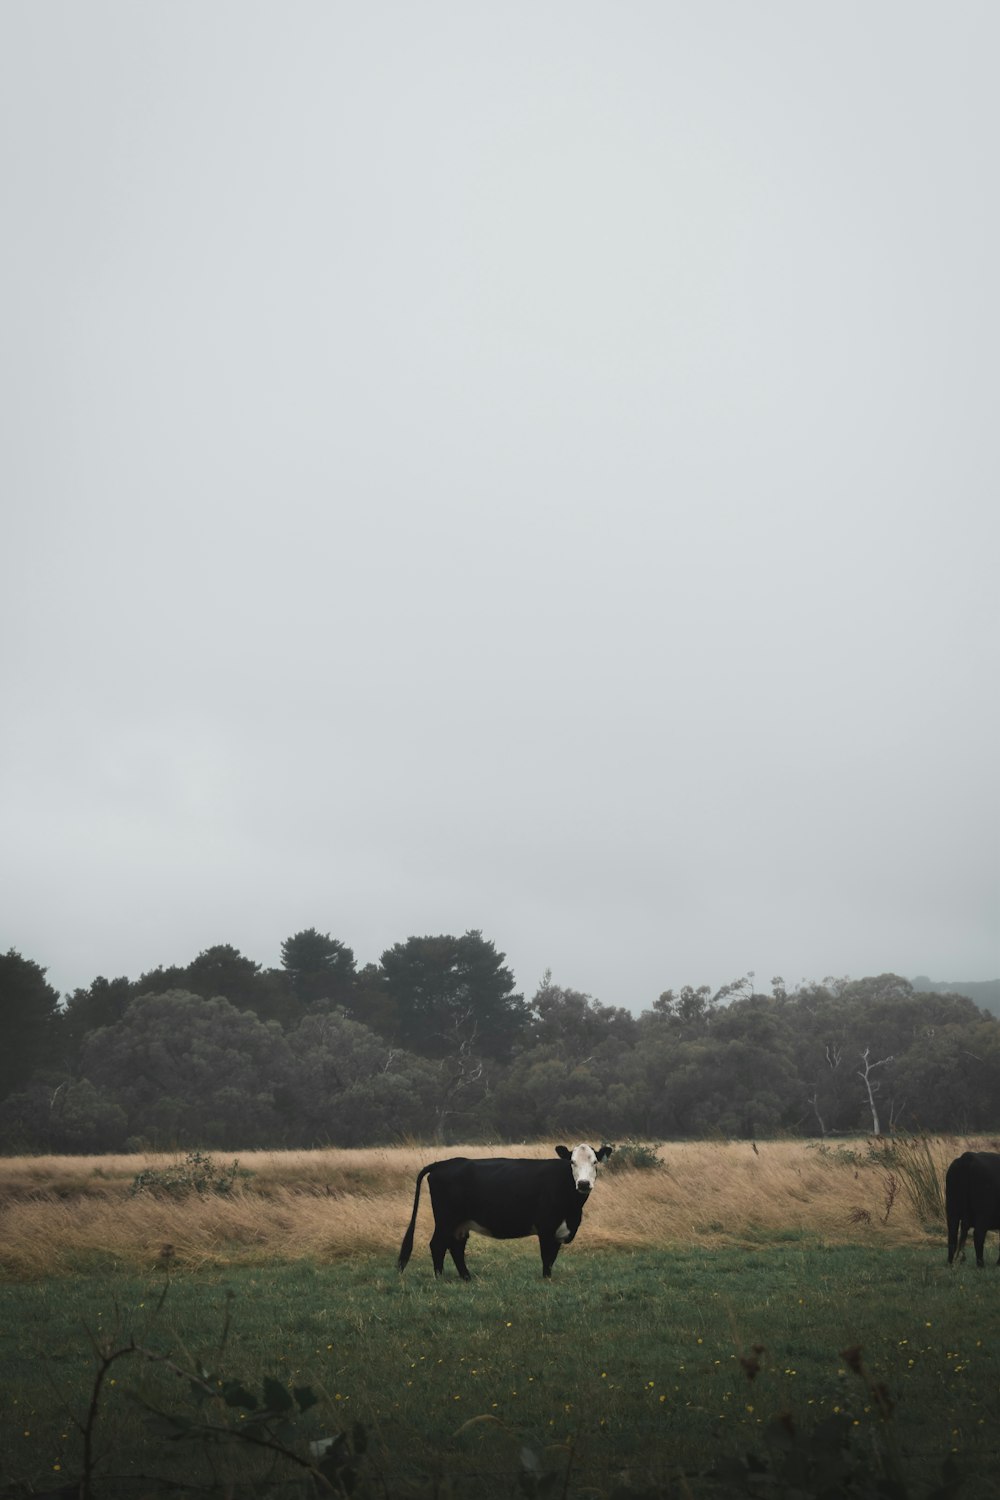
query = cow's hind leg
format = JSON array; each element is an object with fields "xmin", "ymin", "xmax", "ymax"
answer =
[
  {"xmin": 973, "ymin": 1222, "xmax": 987, "ymax": 1268},
  {"xmin": 448, "ymin": 1233, "xmax": 472, "ymax": 1281},
  {"xmin": 429, "ymin": 1227, "xmax": 451, "ymax": 1277},
  {"xmin": 955, "ymin": 1223, "xmax": 970, "ymax": 1264},
  {"xmin": 430, "ymin": 1225, "xmax": 472, "ymax": 1280}
]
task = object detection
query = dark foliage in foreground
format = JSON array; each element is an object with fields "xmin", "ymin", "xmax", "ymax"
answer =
[{"xmin": 4, "ymin": 1271, "xmax": 968, "ymax": 1500}]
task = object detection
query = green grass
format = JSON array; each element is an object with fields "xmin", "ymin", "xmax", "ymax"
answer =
[{"xmin": 2, "ymin": 1243, "xmax": 998, "ymax": 1496}]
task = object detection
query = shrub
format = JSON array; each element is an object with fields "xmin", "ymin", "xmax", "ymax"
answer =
[
  {"xmin": 129, "ymin": 1150, "xmax": 252, "ymax": 1198},
  {"xmin": 603, "ymin": 1139, "xmax": 662, "ymax": 1173},
  {"xmin": 808, "ymin": 1141, "xmax": 866, "ymax": 1167}
]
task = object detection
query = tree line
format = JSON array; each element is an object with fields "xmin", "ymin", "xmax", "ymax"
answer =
[{"xmin": 2, "ymin": 931, "xmax": 999, "ymax": 1152}]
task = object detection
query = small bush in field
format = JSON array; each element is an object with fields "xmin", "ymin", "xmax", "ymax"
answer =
[
  {"xmin": 808, "ymin": 1141, "xmax": 867, "ymax": 1167},
  {"xmin": 129, "ymin": 1150, "xmax": 252, "ymax": 1198},
  {"xmin": 603, "ymin": 1140, "xmax": 662, "ymax": 1173}
]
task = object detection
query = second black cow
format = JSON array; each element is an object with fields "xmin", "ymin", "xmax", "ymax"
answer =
[
  {"xmin": 946, "ymin": 1150, "xmax": 1000, "ymax": 1267},
  {"xmin": 398, "ymin": 1143, "xmax": 614, "ymax": 1279}
]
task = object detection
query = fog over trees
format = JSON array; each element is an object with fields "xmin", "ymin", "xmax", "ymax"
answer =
[{"xmin": 1, "ymin": 937, "xmax": 999, "ymax": 1152}]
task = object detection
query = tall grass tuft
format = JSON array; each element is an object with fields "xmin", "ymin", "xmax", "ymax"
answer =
[{"xmin": 866, "ymin": 1135, "xmax": 945, "ymax": 1226}]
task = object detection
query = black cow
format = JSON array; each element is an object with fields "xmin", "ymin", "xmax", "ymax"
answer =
[
  {"xmin": 946, "ymin": 1151, "xmax": 1000, "ymax": 1267},
  {"xmin": 397, "ymin": 1143, "xmax": 614, "ymax": 1280}
]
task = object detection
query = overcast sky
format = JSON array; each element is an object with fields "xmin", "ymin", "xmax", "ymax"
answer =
[{"xmin": 2, "ymin": 3, "xmax": 997, "ymax": 1011}]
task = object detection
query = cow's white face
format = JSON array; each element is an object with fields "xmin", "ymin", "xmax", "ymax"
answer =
[
  {"xmin": 557, "ymin": 1142, "xmax": 613, "ymax": 1196},
  {"xmin": 570, "ymin": 1145, "xmax": 599, "ymax": 1195}
]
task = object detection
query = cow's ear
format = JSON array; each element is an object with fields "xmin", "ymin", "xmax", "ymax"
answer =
[
  {"xmin": 555, "ymin": 1145, "xmax": 571, "ymax": 1160},
  {"xmin": 595, "ymin": 1144, "xmax": 614, "ymax": 1161}
]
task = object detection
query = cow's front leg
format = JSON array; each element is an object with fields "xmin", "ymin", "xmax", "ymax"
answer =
[{"xmin": 539, "ymin": 1235, "xmax": 560, "ymax": 1278}]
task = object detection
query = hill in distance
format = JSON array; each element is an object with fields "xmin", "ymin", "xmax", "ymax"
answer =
[{"xmin": 912, "ymin": 976, "xmax": 1000, "ymax": 1018}]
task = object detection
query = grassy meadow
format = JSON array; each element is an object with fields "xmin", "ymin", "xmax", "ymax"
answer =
[{"xmin": 1, "ymin": 1138, "xmax": 998, "ymax": 1497}]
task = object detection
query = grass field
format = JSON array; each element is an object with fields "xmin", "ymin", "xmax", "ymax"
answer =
[{"xmin": 1, "ymin": 1138, "xmax": 997, "ymax": 1497}]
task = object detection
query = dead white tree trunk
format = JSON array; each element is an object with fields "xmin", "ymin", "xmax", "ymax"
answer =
[
  {"xmin": 433, "ymin": 1042, "xmax": 485, "ymax": 1145},
  {"xmin": 808, "ymin": 1043, "xmax": 842, "ymax": 1137},
  {"xmin": 858, "ymin": 1047, "xmax": 893, "ymax": 1136},
  {"xmin": 808, "ymin": 1092, "xmax": 827, "ymax": 1137}
]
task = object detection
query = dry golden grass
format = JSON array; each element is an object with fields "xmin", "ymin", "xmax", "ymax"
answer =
[{"xmin": 0, "ymin": 1137, "xmax": 977, "ymax": 1279}]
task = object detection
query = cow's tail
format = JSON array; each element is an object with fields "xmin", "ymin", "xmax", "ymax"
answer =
[{"xmin": 398, "ymin": 1164, "xmax": 435, "ymax": 1273}]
